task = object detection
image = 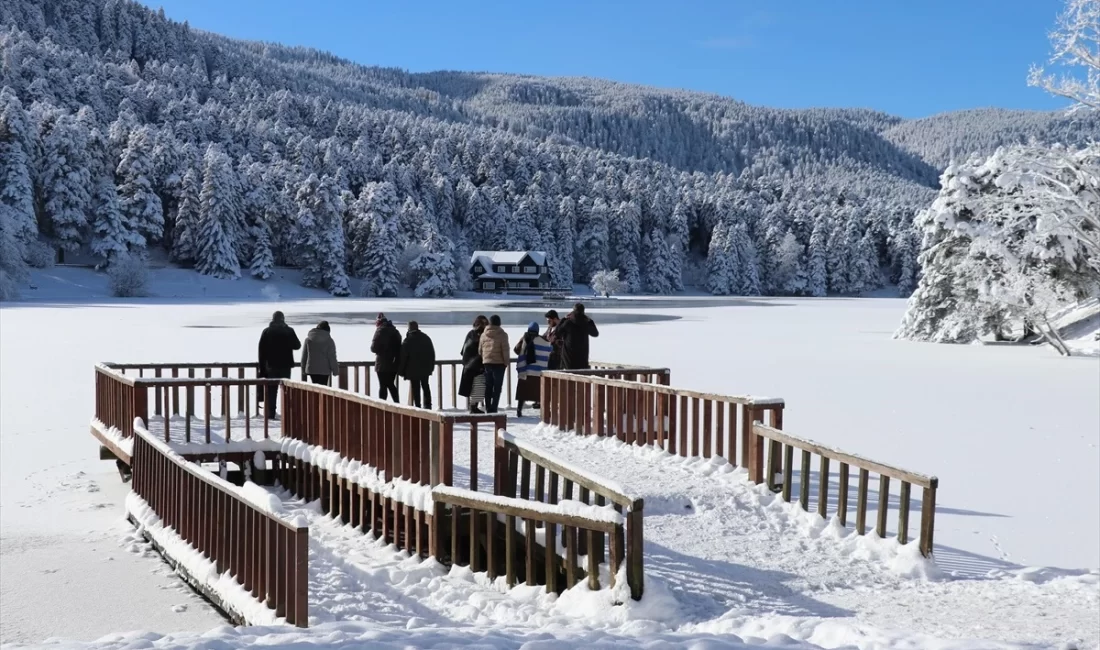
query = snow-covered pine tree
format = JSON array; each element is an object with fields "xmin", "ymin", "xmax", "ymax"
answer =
[
  {"xmin": 409, "ymin": 223, "xmax": 457, "ymax": 297},
  {"xmin": 642, "ymin": 228, "xmax": 673, "ymax": 294},
  {"xmin": 249, "ymin": 216, "xmax": 275, "ymax": 280},
  {"xmin": 40, "ymin": 112, "xmax": 91, "ymax": 252},
  {"xmin": 706, "ymin": 220, "xmax": 733, "ymax": 295},
  {"xmin": 612, "ymin": 200, "xmax": 641, "ymax": 292},
  {"xmin": 0, "ymin": 87, "xmax": 37, "ymax": 255},
  {"xmin": 728, "ymin": 222, "xmax": 761, "ymax": 295},
  {"xmin": 850, "ymin": 230, "xmax": 881, "ymax": 293},
  {"xmin": 575, "ymin": 197, "xmax": 609, "ymax": 282},
  {"xmin": 667, "ymin": 201, "xmax": 689, "ymax": 291},
  {"xmin": 170, "ymin": 167, "xmax": 201, "ymax": 264},
  {"xmin": 807, "ymin": 216, "xmax": 828, "ymax": 297},
  {"xmin": 357, "ymin": 183, "xmax": 400, "ymax": 297},
  {"xmin": 776, "ymin": 230, "xmax": 807, "ymax": 295},
  {"xmin": 195, "ymin": 144, "xmax": 240, "ymax": 279},
  {"xmin": 506, "ymin": 199, "xmax": 540, "ymax": 251},
  {"xmin": 116, "ymin": 125, "xmax": 163, "ymax": 250},
  {"xmin": 826, "ymin": 215, "xmax": 852, "ymax": 294},
  {"xmin": 552, "ymin": 195, "xmax": 576, "ymax": 286}
]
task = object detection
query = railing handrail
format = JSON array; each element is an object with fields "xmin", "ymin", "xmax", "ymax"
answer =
[
  {"xmin": 283, "ymin": 379, "xmax": 507, "ymax": 425},
  {"xmin": 540, "ymin": 370, "xmax": 784, "ymax": 407},
  {"xmin": 132, "ymin": 419, "xmax": 307, "ymax": 531},
  {"xmin": 96, "ymin": 363, "xmax": 139, "ymax": 386},
  {"xmin": 497, "ymin": 431, "xmax": 641, "ymax": 509},
  {"xmin": 432, "ymin": 486, "xmax": 623, "ymax": 533},
  {"xmin": 753, "ymin": 423, "xmax": 937, "ymax": 489}
]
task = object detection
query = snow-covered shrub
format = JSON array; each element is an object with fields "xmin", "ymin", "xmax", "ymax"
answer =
[
  {"xmin": 25, "ymin": 240, "xmax": 55, "ymax": 268},
  {"xmin": 107, "ymin": 253, "xmax": 149, "ymax": 297},
  {"xmin": 591, "ymin": 269, "xmax": 625, "ymax": 297}
]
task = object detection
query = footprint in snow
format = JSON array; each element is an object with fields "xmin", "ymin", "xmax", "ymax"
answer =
[{"xmin": 171, "ymin": 604, "xmax": 188, "ymax": 613}]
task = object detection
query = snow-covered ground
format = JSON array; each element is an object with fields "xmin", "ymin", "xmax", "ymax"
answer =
[{"xmin": 1, "ymin": 268, "xmax": 1097, "ymax": 648}]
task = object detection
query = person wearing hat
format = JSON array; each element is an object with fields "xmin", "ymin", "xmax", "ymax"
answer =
[
  {"xmin": 543, "ymin": 309, "xmax": 563, "ymax": 370},
  {"xmin": 514, "ymin": 321, "xmax": 551, "ymax": 417},
  {"xmin": 257, "ymin": 310, "xmax": 301, "ymax": 418},
  {"xmin": 371, "ymin": 316, "xmax": 402, "ymax": 403},
  {"xmin": 399, "ymin": 321, "xmax": 436, "ymax": 410},
  {"xmin": 553, "ymin": 302, "xmax": 599, "ymax": 370}
]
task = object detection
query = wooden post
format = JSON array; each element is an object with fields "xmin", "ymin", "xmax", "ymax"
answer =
[
  {"xmin": 626, "ymin": 501, "xmax": 644, "ymax": 601},
  {"xmin": 898, "ymin": 481, "xmax": 911, "ymax": 545},
  {"xmin": 876, "ymin": 475, "xmax": 890, "ymax": 538},
  {"xmin": 919, "ymin": 479, "xmax": 938, "ymax": 557}
]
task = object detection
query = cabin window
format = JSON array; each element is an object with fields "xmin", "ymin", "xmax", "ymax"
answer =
[
  {"xmin": 473, "ymin": 264, "xmax": 483, "ymax": 273},
  {"xmin": 539, "ymin": 266, "xmax": 548, "ymax": 273},
  {"xmin": 523, "ymin": 265, "xmax": 536, "ymax": 273},
  {"xmin": 481, "ymin": 281, "xmax": 495, "ymax": 290},
  {"xmin": 511, "ymin": 265, "xmax": 519, "ymax": 273}
]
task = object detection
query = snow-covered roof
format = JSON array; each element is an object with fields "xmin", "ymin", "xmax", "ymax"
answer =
[
  {"xmin": 475, "ymin": 271, "xmax": 545, "ymax": 280},
  {"xmin": 470, "ymin": 251, "xmax": 547, "ymax": 267}
]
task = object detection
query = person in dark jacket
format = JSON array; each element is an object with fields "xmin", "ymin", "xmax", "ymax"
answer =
[
  {"xmin": 371, "ymin": 316, "xmax": 402, "ymax": 403},
  {"xmin": 514, "ymin": 322, "xmax": 551, "ymax": 417},
  {"xmin": 257, "ymin": 310, "xmax": 301, "ymax": 417},
  {"xmin": 554, "ymin": 303, "xmax": 599, "ymax": 370},
  {"xmin": 458, "ymin": 315, "xmax": 488, "ymax": 413},
  {"xmin": 301, "ymin": 321, "xmax": 338, "ymax": 386},
  {"xmin": 399, "ymin": 321, "xmax": 436, "ymax": 410},
  {"xmin": 543, "ymin": 309, "xmax": 563, "ymax": 370}
]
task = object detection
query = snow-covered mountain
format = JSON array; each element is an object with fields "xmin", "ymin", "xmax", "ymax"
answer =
[{"xmin": 2, "ymin": 0, "xmax": 1099, "ymax": 299}]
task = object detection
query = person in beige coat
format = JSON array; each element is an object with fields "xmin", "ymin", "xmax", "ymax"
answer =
[
  {"xmin": 479, "ymin": 315, "xmax": 510, "ymax": 413},
  {"xmin": 301, "ymin": 321, "xmax": 339, "ymax": 386}
]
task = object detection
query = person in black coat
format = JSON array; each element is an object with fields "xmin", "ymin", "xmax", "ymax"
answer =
[
  {"xmin": 371, "ymin": 316, "xmax": 402, "ymax": 403},
  {"xmin": 554, "ymin": 303, "xmax": 599, "ymax": 370},
  {"xmin": 458, "ymin": 315, "xmax": 488, "ymax": 413},
  {"xmin": 257, "ymin": 310, "xmax": 301, "ymax": 417},
  {"xmin": 399, "ymin": 321, "xmax": 436, "ymax": 409}
]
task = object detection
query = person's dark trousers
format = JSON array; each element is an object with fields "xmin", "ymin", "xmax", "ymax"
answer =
[
  {"xmin": 376, "ymin": 371, "xmax": 400, "ymax": 403},
  {"xmin": 309, "ymin": 374, "xmax": 330, "ymax": 386},
  {"xmin": 264, "ymin": 366, "xmax": 291, "ymax": 414},
  {"xmin": 483, "ymin": 364, "xmax": 506, "ymax": 414},
  {"xmin": 409, "ymin": 376, "xmax": 432, "ymax": 410}
]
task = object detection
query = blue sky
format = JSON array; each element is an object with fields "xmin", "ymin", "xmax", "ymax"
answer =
[{"xmin": 148, "ymin": 0, "xmax": 1071, "ymax": 118}]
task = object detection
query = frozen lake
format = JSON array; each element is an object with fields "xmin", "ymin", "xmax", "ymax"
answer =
[{"xmin": 1, "ymin": 281, "xmax": 1097, "ymax": 643}]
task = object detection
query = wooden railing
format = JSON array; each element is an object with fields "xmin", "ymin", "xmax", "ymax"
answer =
[
  {"xmin": 753, "ymin": 423, "xmax": 939, "ymax": 556},
  {"xmin": 494, "ymin": 431, "xmax": 644, "ymax": 600},
  {"xmin": 96, "ymin": 363, "xmax": 281, "ymax": 444},
  {"xmin": 130, "ymin": 421, "xmax": 309, "ymax": 626},
  {"xmin": 432, "ymin": 486, "xmax": 626, "ymax": 595},
  {"xmin": 539, "ymin": 371, "xmax": 784, "ymax": 482},
  {"xmin": 279, "ymin": 381, "xmax": 505, "ymax": 490}
]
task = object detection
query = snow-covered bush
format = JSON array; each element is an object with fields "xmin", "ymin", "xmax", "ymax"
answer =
[
  {"xmin": 25, "ymin": 240, "xmax": 55, "ymax": 268},
  {"xmin": 591, "ymin": 269, "xmax": 625, "ymax": 297},
  {"xmin": 107, "ymin": 253, "xmax": 149, "ymax": 297}
]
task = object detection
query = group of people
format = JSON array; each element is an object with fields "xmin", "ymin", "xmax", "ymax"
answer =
[
  {"xmin": 459, "ymin": 303, "xmax": 599, "ymax": 416},
  {"xmin": 255, "ymin": 311, "xmax": 438, "ymax": 417},
  {"xmin": 255, "ymin": 302, "xmax": 599, "ymax": 418}
]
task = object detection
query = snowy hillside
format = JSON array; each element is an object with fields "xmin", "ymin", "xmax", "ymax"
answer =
[{"xmin": 2, "ymin": 0, "xmax": 1099, "ymax": 302}]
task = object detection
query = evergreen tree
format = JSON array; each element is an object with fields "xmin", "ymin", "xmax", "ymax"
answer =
[
  {"xmin": 776, "ymin": 231, "xmax": 807, "ymax": 295},
  {"xmin": 553, "ymin": 195, "xmax": 576, "ymax": 286},
  {"xmin": 294, "ymin": 173, "xmax": 350, "ymax": 295},
  {"xmin": 171, "ymin": 168, "xmax": 201, "ymax": 264},
  {"xmin": 409, "ymin": 223, "xmax": 458, "ymax": 297},
  {"xmin": 613, "ymin": 200, "xmax": 641, "ymax": 292},
  {"xmin": 728, "ymin": 222, "xmax": 761, "ymax": 295},
  {"xmin": 40, "ymin": 112, "xmax": 91, "ymax": 251},
  {"xmin": 0, "ymin": 87, "xmax": 37, "ymax": 254},
  {"xmin": 642, "ymin": 229, "xmax": 674, "ymax": 294},
  {"xmin": 195, "ymin": 145, "xmax": 240, "ymax": 279},
  {"xmin": 807, "ymin": 217, "xmax": 828, "ymax": 297},
  {"xmin": 575, "ymin": 197, "xmax": 610, "ymax": 281},
  {"xmin": 706, "ymin": 220, "xmax": 733, "ymax": 295},
  {"xmin": 249, "ymin": 217, "xmax": 275, "ymax": 280},
  {"xmin": 116, "ymin": 126, "xmax": 163, "ymax": 249},
  {"xmin": 667, "ymin": 202, "xmax": 689, "ymax": 291}
]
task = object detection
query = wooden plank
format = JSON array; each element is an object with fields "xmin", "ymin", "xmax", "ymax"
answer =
[
  {"xmin": 919, "ymin": 481, "xmax": 938, "ymax": 557},
  {"xmin": 469, "ymin": 506, "xmax": 481, "ymax": 572},
  {"xmin": 818, "ymin": 456, "xmax": 831, "ymax": 518},
  {"xmin": 626, "ymin": 507, "xmax": 644, "ymax": 601},
  {"xmin": 898, "ymin": 481, "xmax": 911, "ymax": 545},
  {"xmin": 876, "ymin": 475, "xmax": 891, "ymax": 538},
  {"xmin": 524, "ymin": 518, "xmax": 536, "ymax": 587},
  {"xmin": 702, "ymin": 399, "xmax": 712, "ymax": 458},
  {"xmin": 799, "ymin": 449, "xmax": 811, "ymax": 511},
  {"xmin": 837, "ymin": 462, "xmax": 850, "ymax": 526},
  {"xmin": 484, "ymin": 511, "xmax": 496, "ymax": 579},
  {"xmin": 544, "ymin": 520, "xmax": 558, "ymax": 593},
  {"xmin": 856, "ymin": 468, "xmax": 869, "ymax": 535},
  {"xmin": 781, "ymin": 444, "xmax": 794, "ymax": 503},
  {"xmin": 564, "ymin": 525, "xmax": 578, "ymax": 588},
  {"xmin": 505, "ymin": 514, "xmax": 517, "ymax": 587},
  {"xmin": 433, "ymin": 492, "xmax": 618, "ymax": 534}
]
